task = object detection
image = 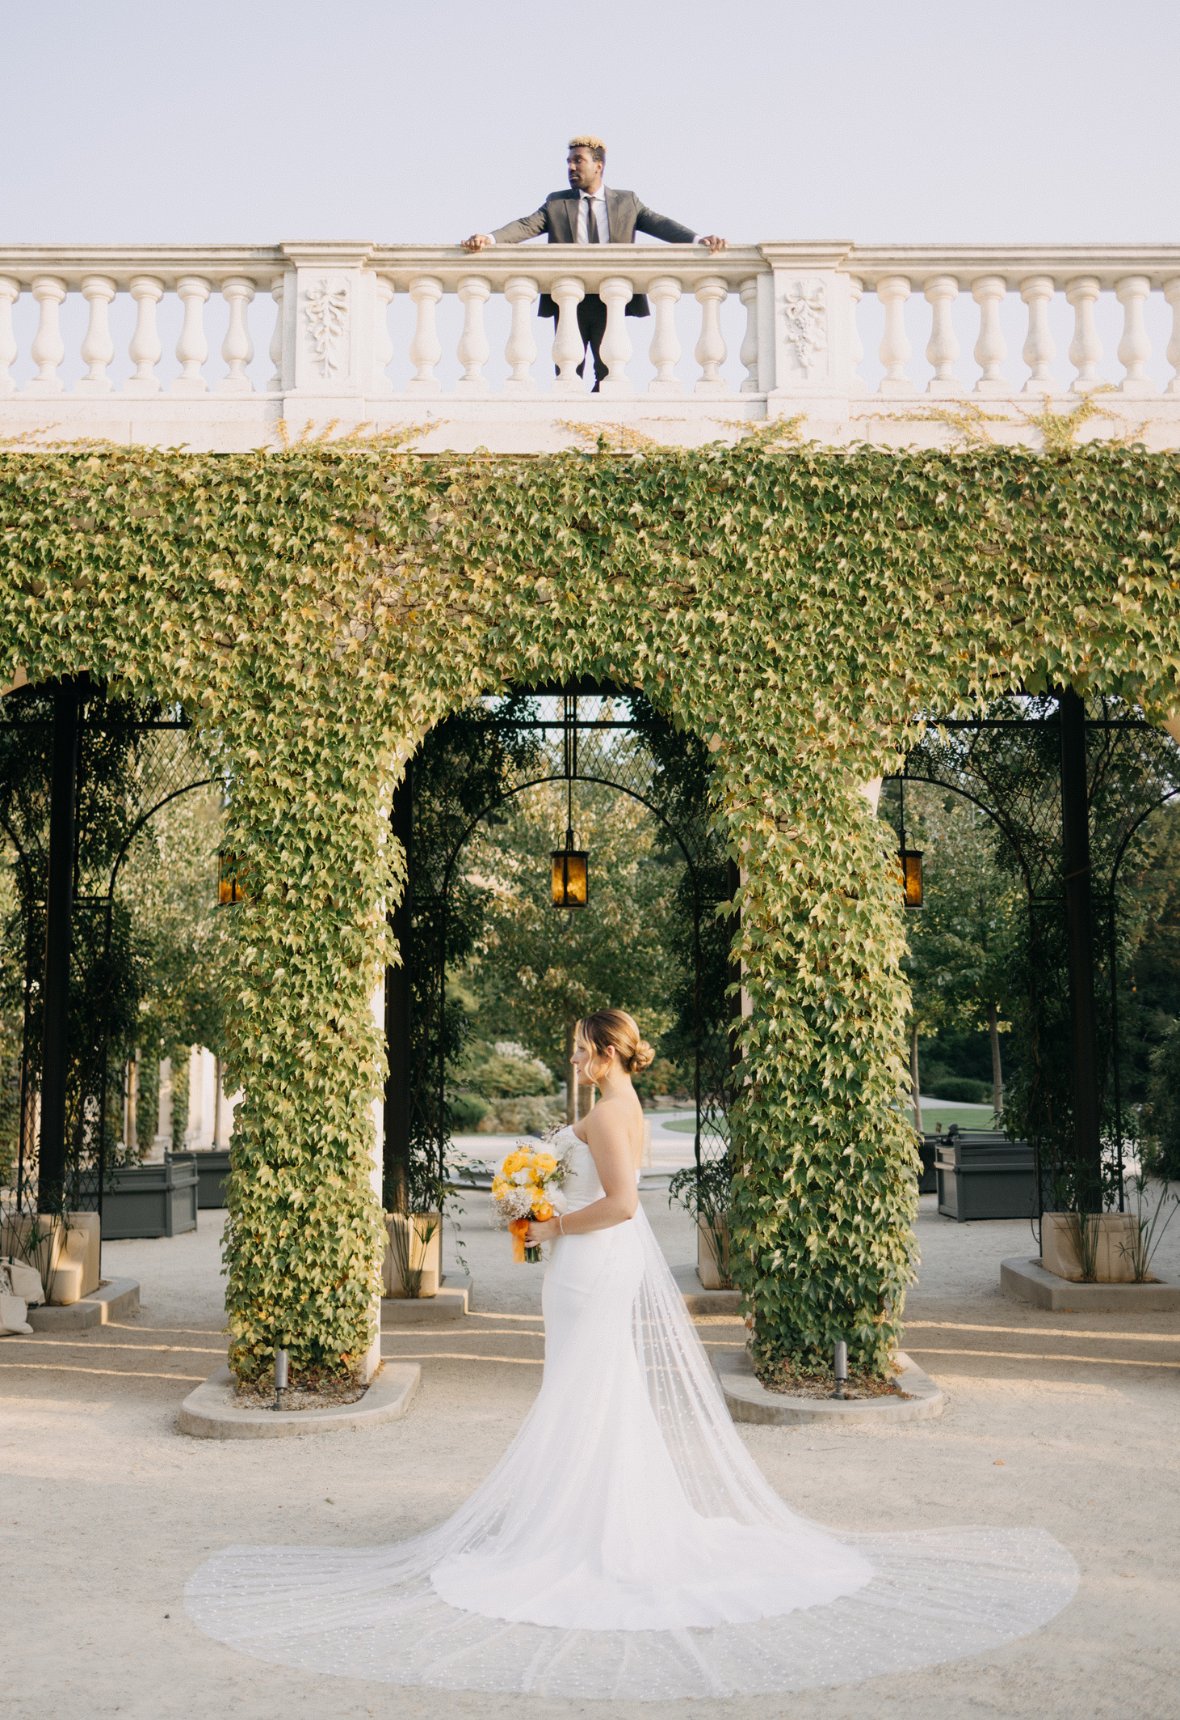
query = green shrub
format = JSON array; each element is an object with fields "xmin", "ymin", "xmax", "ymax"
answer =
[
  {"xmin": 460, "ymin": 1039, "xmax": 557, "ymax": 1099},
  {"xmin": 476, "ymin": 1094, "xmax": 566, "ymax": 1135},
  {"xmin": 446, "ymin": 1091, "xmax": 489, "ymax": 1131},
  {"xmin": 929, "ymin": 1076, "xmax": 990, "ymax": 1104}
]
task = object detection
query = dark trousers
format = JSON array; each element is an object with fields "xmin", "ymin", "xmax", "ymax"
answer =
[
  {"xmin": 548, "ymin": 295, "xmax": 610, "ymax": 390},
  {"xmin": 575, "ymin": 295, "xmax": 608, "ymax": 388}
]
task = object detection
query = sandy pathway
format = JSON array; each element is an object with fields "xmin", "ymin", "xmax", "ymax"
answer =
[{"xmin": 2, "ymin": 1190, "xmax": 1179, "ymax": 1720}]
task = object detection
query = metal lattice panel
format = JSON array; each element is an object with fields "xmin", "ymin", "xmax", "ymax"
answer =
[
  {"xmin": 397, "ymin": 688, "xmax": 735, "ymax": 1195},
  {"xmin": 0, "ymin": 681, "xmax": 218, "ymax": 1220}
]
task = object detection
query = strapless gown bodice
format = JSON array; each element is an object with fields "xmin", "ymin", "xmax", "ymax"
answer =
[{"xmin": 550, "ymin": 1122, "xmax": 639, "ymax": 1213}]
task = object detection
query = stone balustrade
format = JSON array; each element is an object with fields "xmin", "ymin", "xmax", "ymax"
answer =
[{"xmin": 1, "ymin": 241, "xmax": 1178, "ymax": 450}]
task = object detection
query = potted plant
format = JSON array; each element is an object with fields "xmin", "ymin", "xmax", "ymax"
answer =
[
  {"xmin": 1039, "ymin": 1145, "xmax": 1136, "ymax": 1283},
  {"xmin": 0, "ymin": 1204, "xmax": 100, "ymax": 1305},
  {"xmin": 669, "ymin": 1153, "xmax": 734, "ymax": 1291},
  {"xmin": 383, "ymin": 1148, "xmax": 451, "ymax": 1300}
]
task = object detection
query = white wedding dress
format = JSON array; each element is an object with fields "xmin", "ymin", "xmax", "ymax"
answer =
[{"xmin": 185, "ymin": 1126, "xmax": 1077, "ymax": 1700}]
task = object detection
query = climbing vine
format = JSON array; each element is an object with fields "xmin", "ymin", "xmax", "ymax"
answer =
[{"xmin": 0, "ymin": 438, "xmax": 1177, "ymax": 1381}]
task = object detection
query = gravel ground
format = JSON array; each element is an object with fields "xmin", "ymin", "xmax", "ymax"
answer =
[{"xmin": 2, "ymin": 1188, "xmax": 1179, "ymax": 1720}]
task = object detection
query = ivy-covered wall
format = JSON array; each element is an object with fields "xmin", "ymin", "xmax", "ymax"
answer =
[{"xmin": 1, "ymin": 439, "xmax": 1177, "ymax": 1381}]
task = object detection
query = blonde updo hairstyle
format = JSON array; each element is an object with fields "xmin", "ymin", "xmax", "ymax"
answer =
[{"xmin": 576, "ymin": 1009, "xmax": 655, "ymax": 1080}]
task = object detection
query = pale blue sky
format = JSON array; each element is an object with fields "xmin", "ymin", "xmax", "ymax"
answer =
[{"xmin": 2, "ymin": 0, "xmax": 1176, "ymax": 246}]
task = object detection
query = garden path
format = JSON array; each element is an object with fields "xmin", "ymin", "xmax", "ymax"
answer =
[{"xmin": 1, "ymin": 1192, "xmax": 1178, "ymax": 1718}]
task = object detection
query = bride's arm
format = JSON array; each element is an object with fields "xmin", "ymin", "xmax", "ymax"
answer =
[{"xmin": 525, "ymin": 1105, "xmax": 639, "ymax": 1243}]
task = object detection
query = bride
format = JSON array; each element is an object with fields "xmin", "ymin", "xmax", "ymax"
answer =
[{"xmin": 186, "ymin": 1008, "xmax": 1077, "ymax": 1701}]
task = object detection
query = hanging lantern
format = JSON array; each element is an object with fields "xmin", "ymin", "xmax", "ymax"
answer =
[
  {"xmin": 551, "ymin": 836, "xmax": 589, "ymax": 908},
  {"xmin": 898, "ymin": 777, "xmax": 924, "ymax": 909},
  {"xmin": 900, "ymin": 846, "xmax": 924, "ymax": 909},
  {"xmin": 217, "ymin": 847, "xmax": 247, "ymax": 906},
  {"xmin": 551, "ymin": 693, "xmax": 589, "ymax": 909}
]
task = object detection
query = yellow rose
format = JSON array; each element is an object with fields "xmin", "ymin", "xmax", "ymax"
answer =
[{"xmin": 533, "ymin": 1199, "xmax": 553, "ymax": 1220}]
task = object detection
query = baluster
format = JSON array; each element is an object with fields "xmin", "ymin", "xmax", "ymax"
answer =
[
  {"xmin": 126, "ymin": 275, "xmax": 163, "ymax": 394},
  {"xmin": 1164, "ymin": 277, "xmax": 1180, "ymax": 395},
  {"xmin": 78, "ymin": 275, "xmax": 116, "ymax": 393},
  {"xmin": 456, "ymin": 275, "xmax": 491, "ymax": 390},
  {"xmin": 1020, "ymin": 275, "xmax": 1056, "ymax": 394},
  {"xmin": 0, "ymin": 277, "xmax": 20, "ymax": 397},
  {"xmin": 693, "ymin": 276, "xmax": 728, "ymax": 393},
  {"xmin": 28, "ymin": 275, "xmax": 67, "ymax": 394},
  {"xmin": 268, "ymin": 276, "xmax": 285, "ymax": 392},
  {"xmin": 1066, "ymin": 276, "xmax": 1102, "ymax": 392},
  {"xmin": 598, "ymin": 277, "xmax": 634, "ymax": 395},
  {"xmin": 407, "ymin": 275, "xmax": 443, "ymax": 392},
  {"xmin": 503, "ymin": 276, "xmax": 539, "ymax": 390},
  {"xmin": 173, "ymin": 275, "xmax": 211, "ymax": 394},
  {"xmin": 372, "ymin": 275, "xmax": 395, "ymax": 395},
  {"xmin": 847, "ymin": 275, "xmax": 865, "ymax": 393},
  {"xmin": 646, "ymin": 275, "xmax": 682, "ymax": 395},
  {"xmin": 550, "ymin": 276, "xmax": 586, "ymax": 392},
  {"xmin": 876, "ymin": 275, "xmax": 912, "ymax": 394},
  {"xmin": 971, "ymin": 275, "xmax": 1008, "ymax": 393},
  {"xmin": 1115, "ymin": 274, "xmax": 1153, "ymax": 394},
  {"xmin": 739, "ymin": 277, "xmax": 759, "ymax": 393},
  {"xmin": 923, "ymin": 275, "xmax": 959, "ymax": 393},
  {"xmin": 217, "ymin": 276, "xmax": 255, "ymax": 394}
]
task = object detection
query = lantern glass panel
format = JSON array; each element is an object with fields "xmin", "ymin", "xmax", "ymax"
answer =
[
  {"xmin": 901, "ymin": 849, "xmax": 924, "ymax": 909},
  {"xmin": 551, "ymin": 849, "xmax": 589, "ymax": 908}
]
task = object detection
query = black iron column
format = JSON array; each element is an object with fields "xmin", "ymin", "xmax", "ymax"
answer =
[
  {"xmin": 1058, "ymin": 688, "xmax": 1103, "ymax": 1201},
  {"xmin": 38, "ymin": 677, "xmax": 83, "ymax": 1212},
  {"xmin": 384, "ymin": 763, "xmax": 413, "ymax": 1214}
]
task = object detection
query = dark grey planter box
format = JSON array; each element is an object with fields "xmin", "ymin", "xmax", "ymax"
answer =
[
  {"xmin": 917, "ymin": 1137, "xmax": 938, "ymax": 1196},
  {"xmin": 936, "ymin": 1133, "xmax": 1036, "ymax": 1222},
  {"xmin": 190, "ymin": 1148, "xmax": 232, "ymax": 1209},
  {"xmin": 101, "ymin": 1153, "xmax": 199, "ymax": 1239}
]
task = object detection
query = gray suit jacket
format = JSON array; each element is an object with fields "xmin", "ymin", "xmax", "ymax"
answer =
[{"xmin": 491, "ymin": 188, "xmax": 698, "ymax": 317}]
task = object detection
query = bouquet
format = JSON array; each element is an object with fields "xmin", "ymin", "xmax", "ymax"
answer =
[{"xmin": 492, "ymin": 1140, "xmax": 569, "ymax": 1263}]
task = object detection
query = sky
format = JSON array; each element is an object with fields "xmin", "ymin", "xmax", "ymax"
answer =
[{"xmin": 3, "ymin": 0, "xmax": 1178, "ymax": 247}]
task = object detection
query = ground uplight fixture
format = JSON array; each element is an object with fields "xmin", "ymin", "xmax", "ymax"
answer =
[
  {"xmin": 832, "ymin": 1339, "xmax": 848, "ymax": 1400},
  {"xmin": 274, "ymin": 1344, "xmax": 290, "ymax": 1410},
  {"xmin": 551, "ymin": 694, "xmax": 589, "ymax": 909},
  {"xmin": 897, "ymin": 777, "xmax": 924, "ymax": 910}
]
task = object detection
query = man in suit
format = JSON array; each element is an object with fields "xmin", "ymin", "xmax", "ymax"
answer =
[{"xmin": 462, "ymin": 135, "xmax": 726, "ymax": 388}]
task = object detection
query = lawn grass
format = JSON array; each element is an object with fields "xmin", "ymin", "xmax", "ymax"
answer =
[{"xmin": 660, "ymin": 1098, "xmax": 1001, "ymax": 1137}]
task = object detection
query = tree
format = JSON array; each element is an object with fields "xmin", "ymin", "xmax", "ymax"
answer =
[
  {"xmin": 888, "ymin": 782, "xmax": 1022, "ymax": 1128},
  {"xmin": 463, "ymin": 776, "xmax": 679, "ymax": 1119}
]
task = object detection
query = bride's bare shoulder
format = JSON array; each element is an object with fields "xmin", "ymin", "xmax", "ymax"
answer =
[
  {"xmin": 584, "ymin": 1096, "xmax": 644, "ymax": 1154},
  {"xmin": 584, "ymin": 1095, "xmax": 634, "ymax": 1131}
]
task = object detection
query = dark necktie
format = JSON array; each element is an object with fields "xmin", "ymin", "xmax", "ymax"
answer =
[{"xmin": 584, "ymin": 197, "xmax": 600, "ymax": 242}]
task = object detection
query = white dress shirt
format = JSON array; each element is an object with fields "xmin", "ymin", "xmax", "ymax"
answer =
[{"xmin": 577, "ymin": 188, "xmax": 610, "ymax": 243}]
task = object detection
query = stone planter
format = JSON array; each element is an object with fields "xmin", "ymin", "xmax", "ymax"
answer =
[
  {"xmin": 0, "ymin": 1210, "xmax": 100, "ymax": 1305},
  {"xmin": 696, "ymin": 1216, "xmax": 734, "ymax": 1290},
  {"xmin": 936, "ymin": 1133, "xmax": 1036, "ymax": 1221},
  {"xmin": 189, "ymin": 1147, "xmax": 232, "ymax": 1209},
  {"xmin": 383, "ymin": 1211, "xmax": 442, "ymax": 1299},
  {"xmin": 1041, "ymin": 1211, "xmax": 1143, "ymax": 1283},
  {"xmin": 100, "ymin": 1153, "xmax": 199, "ymax": 1240}
]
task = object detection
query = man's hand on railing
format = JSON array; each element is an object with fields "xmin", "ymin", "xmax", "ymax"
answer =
[
  {"xmin": 461, "ymin": 234, "xmax": 493, "ymax": 251},
  {"xmin": 698, "ymin": 235, "xmax": 727, "ymax": 253}
]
